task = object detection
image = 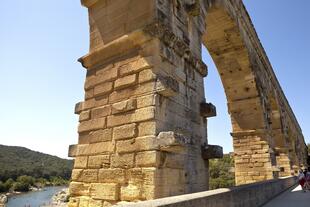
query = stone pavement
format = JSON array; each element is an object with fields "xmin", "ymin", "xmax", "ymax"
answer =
[{"xmin": 263, "ymin": 185, "xmax": 310, "ymax": 207}]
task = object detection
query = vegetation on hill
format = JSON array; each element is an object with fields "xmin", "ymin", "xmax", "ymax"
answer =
[
  {"xmin": 0, "ymin": 144, "xmax": 73, "ymax": 182},
  {"xmin": 209, "ymin": 154, "xmax": 235, "ymax": 190},
  {"xmin": 0, "ymin": 144, "xmax": 73, "ymax": 193}
]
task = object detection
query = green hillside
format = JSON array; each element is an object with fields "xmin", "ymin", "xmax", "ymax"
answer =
[{"xmin": 0, "ymin": 144, "xmax": 73, "ymax": 182}]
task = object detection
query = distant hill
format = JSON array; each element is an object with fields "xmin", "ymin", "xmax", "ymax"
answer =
[{"xmin": 0, "ymin": 145, "xmax": 73, "ymax": 181}]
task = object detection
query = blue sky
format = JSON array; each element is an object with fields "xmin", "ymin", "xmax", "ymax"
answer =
[{"xmin": 0, "ymin": 1, "xmax": 309, "ymax": 158}]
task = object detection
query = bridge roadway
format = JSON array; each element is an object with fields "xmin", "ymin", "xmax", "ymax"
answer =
[{"xmin": 263, "ymin": 185, "xmax": 310, "ymax": 207}]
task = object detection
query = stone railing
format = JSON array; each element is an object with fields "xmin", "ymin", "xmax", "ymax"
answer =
[{"xmin": 116, "ymin": 176, "xmax": 296, "ymax": 207}]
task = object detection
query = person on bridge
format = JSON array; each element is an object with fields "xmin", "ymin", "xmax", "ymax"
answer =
[
  {"xmin": 298, "ymin": 169, "xmax": 306, "ymax": 192},
  {"xmin": 304, "ymin": 168, "xmax": 310, "ymax": 191}
]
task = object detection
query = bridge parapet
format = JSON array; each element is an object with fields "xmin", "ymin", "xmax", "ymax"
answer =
[{"xmin": 116, "ymin": 177, "xmax": 296, "ymax": 207}]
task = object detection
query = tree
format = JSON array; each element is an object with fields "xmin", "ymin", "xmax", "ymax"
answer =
[{"xmin": 209, "ymin": 154, "xmax": 235, "ymax": 190}]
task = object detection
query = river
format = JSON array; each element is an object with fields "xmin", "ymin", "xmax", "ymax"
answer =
[{"xmin": 6, "ymin": 186, "xmax": 65, "ymax": 207}]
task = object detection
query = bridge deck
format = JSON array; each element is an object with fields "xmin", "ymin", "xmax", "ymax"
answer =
[{"xmin": 263, "ymin": 185, "xmax": 310, "ymax": 207}]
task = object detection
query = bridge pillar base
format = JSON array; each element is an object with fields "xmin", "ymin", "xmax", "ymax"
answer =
[{"xmin": 232, "ymin": 130, "xmax": 277, "ymax": 185}]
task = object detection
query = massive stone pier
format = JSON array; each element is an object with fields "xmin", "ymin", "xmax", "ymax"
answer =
[{"xmin": 68, "ymin": 0, "xmax": 308, "ymax": 206}]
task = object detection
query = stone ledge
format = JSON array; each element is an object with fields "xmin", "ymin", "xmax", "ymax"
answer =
[
  {"xmin": 201, "ymin": 144, "xmax": 223, "ymax": 159},
  {"xmin": 116, "ymin": 176, "xmax": 296, "ymax": 207}
]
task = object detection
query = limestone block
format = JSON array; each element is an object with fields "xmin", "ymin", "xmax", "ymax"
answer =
[
  {"xmin": 109, "ymin": 82, "xmax": 155, "ymax": 103},
  {"xmin": 85, "ymin": 89, "xmax": 94, "ymax": 100},
  {"xmin": 156, "ymin": 131, "xmax": 190, "ymax": 153},
  {"xmin": 76, "ymin": 142, "xmax": 114, "ymax": 156},
  {"xmin": 71, "ymin": 169, "xmax": 83, "ymax": 181},
  {"xmin": 75, "ymin": 102, "xmax": 84, "ymax": 115},
  {"xmin": 74, "ymin": 156, "xmax": 88, "ymax": 169},
  {"xmin": 163, "ymin": 153, "xmax": 185, "ymax": 169},
  {"xmin": 96, "ymin": 64, "xmax": 118, "ymax": 83},
  {"xmin": 138, "ymin": 121, "xmax": 157, "ymax": 136},
  {"xmin": 94, "ymin": 82, "xmax": 113, "ymax": 97},
  {"xmin": 98, "ymin": 169, "xmax": 126, "ymax": 183},
  {"xmin": 68, "ymin": 144, "xmax": 78, "ymax": 157},
  {"xmin": 119, "ymin": 58, "xmax": 152, "ymax": 76},
  {"xmin": 200, "ymin": 102, "xmax": 217, "ymax": 118},
  {"xmin": 88, "ymin": 199, "xmax": 103, "ymax": 207},
  {"xmin": 112, "ymin": 99, "xmax": 137, "ymax": 114},
  {"xmin": 133, "ymin": 107, "xmax": 156, "ymax": 122},
  {"xmin": 136, "ymin": 151, "xmax": 163, "ymax": 167},
  {"xmin": 116, "ymin": 136, "xmax": 158, "ymax": 153},
  {"xmin": 83, "ymin": 98, "xmax": 96, "ymax": 110},
  {"xmin": 69, "ymin": 182, "xmax": 90, "ymax": 196},
  {"xmin": 120, "ymin": 184, "xmax": 141, "ymax": 201},
  {"xmin": 107, "ymin": 113, "xmax": 133, "ymax": 127},
  {"xmin": 79, "ymin": 197, "xmax": 90, "ymax": 207},
  {"xmin": 114, "ymin": 74, "xmax": 137, "ymax": 90},
  {"xmin": 76, "ymin": 169, "xmax": 98, "ymax": 183},
  {"xmin": 88, "ymin": 155, "xmax": 110, "ymax": 168},
  {"xmin": 88, "ymin": 128, "xmax": 112, "ymax": 143},
  {"xmin": 81, "ymin": 0, "xmax": 99, "ymax": 8},
  {"xmin": 79, "ymin": 111, "xmax": 90, "ymax": 122},
  {"xmin": 111, "ymin": 153, "xmax": 135, "ymax": 168},
  {"xmin": 137, "ymin": 94, "xmax": 157, "ymax": 108},
  {"xmin": 138, "ymin": 69, "xmax": 157, "ymax": 83},
  {"xmin": 91, "ymin": 105, "xmax": 111, "ymax": 119},
  {"xmin": 90, "ymin": 183, "xmax": 119, "ymax": 201},
  {"xmin": 156, "ymin": 76, "xmax": 179, "ymax": 97},
  {"xmin": 201, "ymin": 144, "xmax": 223, "ymax": 159},
  {"xmin": 113, "ymin": 123, "xmax": 137, "ymax": 140},
  {"xmin": 78, "ymin": 118, "xmax": 106, "ymax": 133}
]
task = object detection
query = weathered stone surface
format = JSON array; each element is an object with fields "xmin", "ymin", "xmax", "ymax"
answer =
[
  {"xmin": 156, "ymin": 76, "xmax": 179, "ymax": 97},
  {"xmin": 94, "ymin": 82, "xmax": 113, "ymax": 97},
  {"xmin": 88, "ymin": 155, "xmax": 110, "ymax": 168},
  {"xmin": 120, "ymin": 184, "xmax": 141, "ymax": 201},
  {"xmin": 76, "ymin": 142, "xmax": 113, "ymax": 156},
  {"xmin": 111, "ymin": 153, "xmax": 135, "ymax": 168},
  {"xmin": 136, "ymin": 151, "xmax": 162, "ymax": 167},
  {"xmin": 90, "ymin": 183, "xmax": 119, "ymax": 201},
  {"xmin": 157, "ymin": 132, "xmax": 190, "ymax": 153},
  {"xmin": 112, "ymin": 99, "xmax": 137, "ymax": 114},
  {"xmin": 74, "ymin": 156, "xmax": 88, "ymax": 169},
  {"xmin": 78, "ymin": 118, "xmax": 106, "ymax": 133},
  {"xmin": 91, "ymin": 105, "xmax": 111, "ymax": 119},
  {"xmin": 79, "ymin": 110, "xmax": 91, "ymax": 122},
  {"xmin": 114, "ymin": 74, "xmax": 137, "ymax": 90},
  {"xmin": 201, "ymin": 144, "xmax": 223, "ymax": 159},
  {"xmin": 88, "ymin": 128, "xmax": 112, "ymax": 143},
  {"xmin": 98, "ymin": 169, "xmax": 126, "ymax": 183},
  {"xmin": 69, "ymin": 0, "xmax": 307, "ymax": 204},
  {"xmin": 200, "ymin": 103, "xmax": 216, "ymax": 118},
  {"xmin": 113, "ymin": 123, "xmax": 137, "ymax": 140},
  {"xmin": 68, "ymin": 144, "xmax": 78, "ymax": 158}
]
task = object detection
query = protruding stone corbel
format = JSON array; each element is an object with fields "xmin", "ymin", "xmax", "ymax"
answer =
[
  {"xmin": 201, "ymin": 144, "xmax": 223, "ymax": 159},
  {"xmin": 68, "ymin": 144, "xmax": 78, "ymax": 157},
  {"xmin": 81, "ymin": 0, "xmax": 98, "ymax": 8},
  {"xmin": 75, "ymin": 102, "xmax": 84, "ymax": 115},
  {"xmin": 156, "ymin": 131, "xmax": 190, "ymax": 153},
  {"xmin": 200, "ymin": 102, "xmax": 216, "ymax": 118},
  {"xmin": 156, "ymin": 76, "xmax": 179, "ymax": 97}
]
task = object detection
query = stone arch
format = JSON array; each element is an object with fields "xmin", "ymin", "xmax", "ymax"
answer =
[
  {"xmin": 68, "ymin": 0, "xmax": 308, "ymax": 205},
  {"xmin": 200, "ymin": 1, "xmax": 277, "ymax": 184}
]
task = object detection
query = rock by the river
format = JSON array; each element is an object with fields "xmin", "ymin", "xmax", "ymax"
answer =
[
  {"xmin": 0, "ymin": 194, "xmax": 8, "ymax": 207},
  {"xmin": 48, "ymin": 188, "xmax": 69, "ymax": 207}
]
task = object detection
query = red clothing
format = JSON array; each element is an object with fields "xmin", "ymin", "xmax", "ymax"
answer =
[{"xmin": 299, "ymin": 178, "xmax": 306, "ymax": 187}]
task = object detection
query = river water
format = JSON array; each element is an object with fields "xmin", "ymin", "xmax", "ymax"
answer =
[{"xmin": 7, "ymin": 186, "xmax": 64, "ymax": 207}]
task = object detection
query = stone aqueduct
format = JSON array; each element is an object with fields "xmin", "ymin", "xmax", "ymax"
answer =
[{"xmin": 68, "ymin": 0, "xmax": 308, "ymax": 206}]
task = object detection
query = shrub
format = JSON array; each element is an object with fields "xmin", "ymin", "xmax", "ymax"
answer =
[{"xmin": 13, "ymin": 182, "xmax": 30, "ymax": 192}]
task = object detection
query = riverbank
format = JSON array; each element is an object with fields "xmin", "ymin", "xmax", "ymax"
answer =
[{"xmin": 6, "ymin": 186, "xmax": 67, "ymax": 207}]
